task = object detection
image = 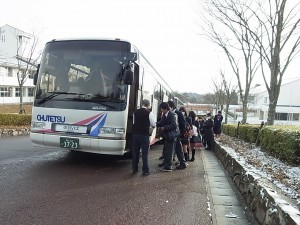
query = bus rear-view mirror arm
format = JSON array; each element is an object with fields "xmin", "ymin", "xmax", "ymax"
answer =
[{"xmin": 33, "ymin": 64, "xmax": 40, "ymax": 85}]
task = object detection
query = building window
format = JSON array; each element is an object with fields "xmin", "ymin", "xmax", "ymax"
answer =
[
  {"xmin": 0, "ymin": 87, "xmax": 11, "ymax": 97},
  {"xmin": 259, "ymin": 110, "xmax": 264, "ymax": 120},
  {"xmin": 264, "ymin": 97, "xmax": 268, "ymax": 104},
  {"xmin": 28, "ymin": 71, "xmax": 34, "ymax": 79},
  {"xmin": 28, "ymin": 88, "xmax": 34, "ymax": 97},
  {"xmin": 15, "ymin": 88, "xmax": 25, "ymax": 97},
  {"xmin": 292, "ymin": 113, "xmax": 299, "ymax": 121},
  {"xmin": 1, "ymin": 34, "xmax": 5, "ymax": 42},
  {"xmin": 275, "ymin": 113, "xmax": 288, "ymax": 121},
  {"xmin": 276, "ymin": 113, "xmax": 300, "ymax": 121},
  {"xmin": 8, "ymin": 68, "xmax": 13, "ymax": 77},
  {"xmin": 15, "ymin": 88, "xmax": 21, "ymax": 97}
]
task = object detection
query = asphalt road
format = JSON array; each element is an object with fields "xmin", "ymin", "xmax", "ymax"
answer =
[{"xmin": 0, "ymin": 136, "xmax": 211, "ymax": 225}]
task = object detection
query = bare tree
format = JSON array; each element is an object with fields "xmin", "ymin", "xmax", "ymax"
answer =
[
  {"xmin": 15, "ymin": 31, "xmax": 41, "ymax": 114},
  {"xmin": 202, "ymin": 0, "xmax": 260, "ymax": 124},
  {"xmin": 219, "ymin": 70, "xmax": 237, "ymax": 124},
  {"xmin": 202, "ymin": 92, "xmax": 216, "ymax": 108},
  {"xmin": 202, "ymin": 76, "xmax": 227, "ymax": 115},
  {"xmin": 211, "ymin": 76, "xmax": 226, "ymax": 114},
  {"xmin": 243, "ymin": 0, "xmax": 300, "ymax": 125}
]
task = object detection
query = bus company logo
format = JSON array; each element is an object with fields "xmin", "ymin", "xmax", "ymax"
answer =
[
  {"xmin": 92, "ymin": 106, "xmax": 107, "ymax": 110},
  {"xmin": 37, "ymin": 114, "xmax": 66, "ymax": 123}
]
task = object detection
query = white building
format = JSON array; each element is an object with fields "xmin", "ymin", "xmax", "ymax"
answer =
[
  {"xmin": 254, "ymin": 78, "xmax": 300, "ymax": 124},
  {"xmin": 0, "ymin": 24, "xmax": 35, "ymax": 105}
]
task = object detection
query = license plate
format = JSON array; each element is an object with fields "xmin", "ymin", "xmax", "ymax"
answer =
[
  {"xmin": 60, "ymin": 137, "xmax": 79, "ymax": 149},
  {"xmin": 55, "ymin": 124, "xmax": 87, "ymax": 134}
]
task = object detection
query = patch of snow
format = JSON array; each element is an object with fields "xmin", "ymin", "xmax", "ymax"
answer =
[{"xmin": 218, "ymin": 135, "xmax": 300, "ymax": 208}]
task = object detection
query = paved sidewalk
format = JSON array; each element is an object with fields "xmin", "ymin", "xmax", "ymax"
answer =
[
  {"xmin": 201, "ymin": 149, "xmax": 259, "ymax": 225},
  {"xmin": 149, "ymin": 143, "xmax": 258, "ymax": 225}
]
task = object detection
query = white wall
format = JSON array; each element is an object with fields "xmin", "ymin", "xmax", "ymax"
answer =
[
  {"xmin": 0, "ymin": 25, "xmax": 35, "ymax": 105},
  {"xmin": 0, "ymin": 25, "xmax": 31, "ymax": 61},
  {"xmin": 277, "ymin": 79, "xmax": 300, "ymax": 106},
  {"xmin": 255, "ymin": 79, "xmax": 300, "ymax": 121}
]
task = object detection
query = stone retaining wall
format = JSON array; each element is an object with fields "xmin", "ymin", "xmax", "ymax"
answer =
[
  {"xmin": 213, "ymin": 143, "xmax": 300, "ymax": 225},
  {"xmin": 0, "ymin": 127, "xmax": 31, "ymax": 137}
]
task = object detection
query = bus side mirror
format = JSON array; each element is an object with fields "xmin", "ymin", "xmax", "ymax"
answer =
[
  {"xmin": 33, "ymin": 64, "xmax": 40, "ymax": 85},
  {"xmin": 123, "ymin": 67, "xmax": 133, "ymax": 85}
]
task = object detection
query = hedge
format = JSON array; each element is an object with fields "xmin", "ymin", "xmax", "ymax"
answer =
[
  {"xmin": 222, "ymin": 123, "xmax": 300, "ymax": 166},
  {"xmin": 0, "ymin": 114, "xmax": 31, "ymax": 126}
]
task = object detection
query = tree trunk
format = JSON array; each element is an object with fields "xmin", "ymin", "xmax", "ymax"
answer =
[
  {"xmin": 241, "ymin": 102, "xmax": 248, "ymax": 124},
  {"xmin": 266, "ymin": 1, "xmax": 284, "ymax": 125},
  {"xmin": 224, "ymin": 104, "xmax": 229, "ymax": 124},
  {"xmin": 241, "ymin": 93, "xmax": 248, "ymax": 124},
  {"xmin": 267, "ymin": 103, "xmax": 276, "ymax": 125},
  {"xmin": 19, "ymin": 86, "xmax": 25, "ymax": 114},
  {"xmin": 267, "ymin": 84, "xmax": 280, "ymax": 125}
]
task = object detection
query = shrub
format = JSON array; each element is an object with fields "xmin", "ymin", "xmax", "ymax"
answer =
[
  {"xmin": 238, "ymin": 125, "xmax": 260, "ymax": 143},
  {"xmin": 223, "ymin": 124, "xmax": 300, "ymax": 165},
  {"xmin": 259, "ymin": 126, "xmax": 300, "ymax": 165},
  {"xmin": 0, "ymin": 114, "xmax": 31, "ymax": 126},
  {"xmin": 222, "ymin": 124, "xmax": 238, "ymax": 137}
]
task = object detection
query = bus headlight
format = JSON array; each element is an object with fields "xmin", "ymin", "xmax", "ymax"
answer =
[
  {"xmin": 98, "ymin": 127, "xmax": 125, "ymax": 134},
  {"xmin": 32, "ymin": 122, "xmax": 46, "ymax": 129}
]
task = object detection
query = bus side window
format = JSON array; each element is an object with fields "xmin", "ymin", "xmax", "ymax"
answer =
[{"xmin": 154, "ymin": 83, "xmax": 161, "ymax": 100}]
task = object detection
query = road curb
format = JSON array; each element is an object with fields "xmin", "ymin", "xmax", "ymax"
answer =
[
  {"xmin": 202, "ymin": 149, "xmax": 258, "ymax": 225},
  {"xmin": 213, "ymin": 143, "xmax": 300, "ymax": 225}
]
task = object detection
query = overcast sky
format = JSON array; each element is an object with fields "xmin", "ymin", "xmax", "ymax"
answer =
[{"xmin": 1, "ymin": 0, "xmax": 299, "ymax": 94}]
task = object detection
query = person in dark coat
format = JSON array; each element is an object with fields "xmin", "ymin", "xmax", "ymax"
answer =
[
  {"xmin": 179, "ymin": 107, "xmax": 192, "ymax": 162},
  {"xmin": 167, "ymin": 101, "xmax": 187, "ymax": 169},
  {"xmin": 199, "ymin": 117, "xmax": 205, "ymax": 143},
  {"xmin": 156, "ymin": 102, "xmax": 179, "ymax": 172},
  {"xmin": 213, "ymin": 110, "xmax": 223, "ymax": 138},
  {"xmin": 203, "ymin": 113, "xmax": 214, "ymax": 150}
]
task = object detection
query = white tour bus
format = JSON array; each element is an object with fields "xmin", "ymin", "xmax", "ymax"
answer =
[{"xmin": 30, "ymin": 38, "xmax": 177, "ymax": 155}]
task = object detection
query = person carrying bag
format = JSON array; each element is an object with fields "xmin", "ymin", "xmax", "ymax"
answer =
[
  {"xmin": 190, "ymin": 125, "xmax": 203, "ymax": 148},
  {"xmin": 188, "ymin": 111, "xmax": 203, "ymax": 161}
]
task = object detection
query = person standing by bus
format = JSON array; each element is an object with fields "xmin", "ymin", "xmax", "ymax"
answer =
[
  {"xmin": 203, "ymin": 113, "xmax": 214, "ymax": 150},
  {"xmin": 131, "ymin": 99, "xmax": 156, "ymax": 176},
  {"xmin": 156, "ymin": 102, "xmax": 179, "ymax": 172},
  {"xmin": 199, "ymin": 116, "xmax": 205, "ymax": 143},
  {"xmin": 188, "ymin": 110, "xmax": 200, "ymax": 161},
  {"xmin": 167, "ymin": 101, "xmax": 187, "ymax": 170},
  {"xmin": 213, "ymin": 110, "xmax": 223, "ymax": 139},
  {"xmin": 179, "ymin": 107, "xmax": 192, "ymax": 162}
]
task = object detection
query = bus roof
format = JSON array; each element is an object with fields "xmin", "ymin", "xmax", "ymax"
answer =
[{"xmin": 48, "ymin": 37, "xmax": 131, "ymax": 43}]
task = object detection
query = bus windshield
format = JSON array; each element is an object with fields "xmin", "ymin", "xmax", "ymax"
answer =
[{"xmin": 34, "ymin": 40, "xmax": 132, "ymax": 111}]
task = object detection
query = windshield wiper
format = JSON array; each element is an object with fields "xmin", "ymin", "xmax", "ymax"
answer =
[{"xmin": 37, "ymin": 92, "xmax": 84, "ymax": 105}]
